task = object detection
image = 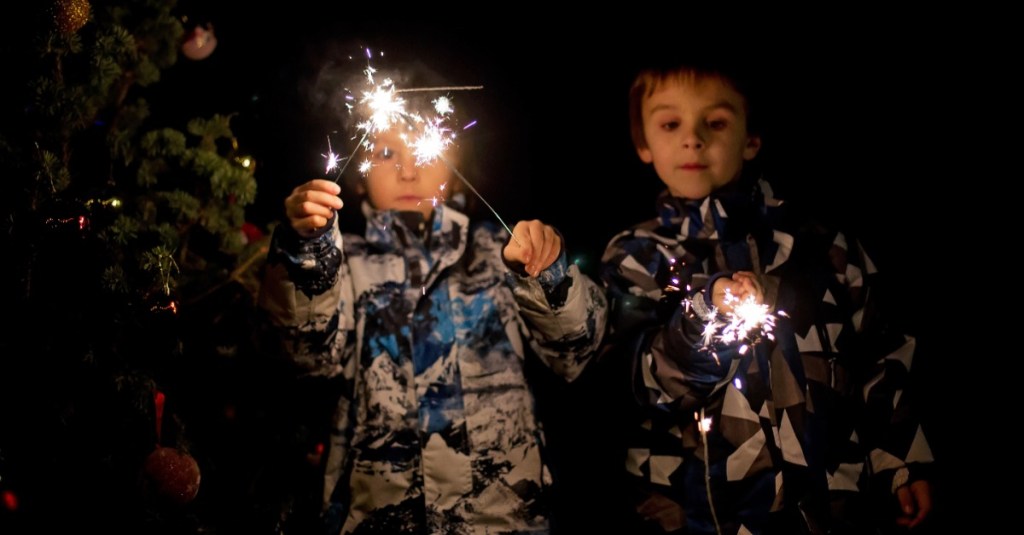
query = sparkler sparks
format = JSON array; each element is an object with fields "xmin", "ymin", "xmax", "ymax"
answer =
[
  {"xmin": 687, "ymin": 287, "xmax": 781, "ymax": 352},
  {"xmin": 323, "ymin": 137, "xmax": 341, "ymax": 174},
  {"xmin": 322, "ymin": 48, "xmax": 519, "ymax": 242},
  {"xmin": 718, "ymin": 290, "xmax": 776, "ymax": 346}
]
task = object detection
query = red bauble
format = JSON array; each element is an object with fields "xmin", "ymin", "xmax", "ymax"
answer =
[
  {"xmin": 141, "ymin": 447, "xmax": 201, "ymax": 506},
  {"xmin": 181, "ymin": 24, "xmax": 217, "ymax": 61}
]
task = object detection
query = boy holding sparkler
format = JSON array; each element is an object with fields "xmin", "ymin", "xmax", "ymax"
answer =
[
  {"xmin": 598, "ymin": 56, "xmax": 934, "ymax": 534},
  {"xmin": 258, "ymin": 64, "xmax": 607, "ymax": 534}
]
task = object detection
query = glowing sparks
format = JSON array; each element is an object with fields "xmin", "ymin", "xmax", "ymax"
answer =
[
  {"xmin": 695, "ymin": 412, "xmax": 713, "ymax": 433},
  {"xmin": 323, "ymin": 137, "xmax": 341, "ymax": 174},
  {"xmin": 433, "ymin": 96, "xmax": 453, "ymax": 115},
  {"xmin": 719, "ymin": 294, "xmax": 776, "ymax": 345},
  {"xmin": 689, "ymin": 288, "xmax": 778, "ymax": 351},
  {"xmin": 320, "ymin": 48, "xmax": 520, "ymax": 243},
  {"xmin": 411, "ymin": 120, "xmax": 452, "ymax": 164},
  {"xmin": 340, "ymin": 57, "xmax": 461, "ymax": 170},
  {"xmin": 367, "ymin": 82, "xmax": 406, "ymax": 133}
]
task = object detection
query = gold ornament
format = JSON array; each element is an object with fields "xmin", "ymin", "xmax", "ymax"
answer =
[{"xmin": 52, "ymin": 0, "xmax": 91, "ymax": 34}]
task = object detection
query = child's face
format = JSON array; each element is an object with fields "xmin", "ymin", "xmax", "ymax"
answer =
[
  {"xmin": 638, "ymin": 76, "xmax": 761, "ymax": 199},
  {"xmin": 363, "ymin": 128, "xmax": 453, "ymax": 218}
]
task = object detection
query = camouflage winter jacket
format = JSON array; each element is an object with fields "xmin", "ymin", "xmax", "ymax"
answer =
[
  {"xmin": 259, "ymin": 202, "xmax": 607, "ymax": 534},
  {"xmin": 600, "ymin": 178, "xmax": 933, "ymax": 534}
]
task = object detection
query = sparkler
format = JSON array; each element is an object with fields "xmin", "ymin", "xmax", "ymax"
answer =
[
  {"xmin": 669, "ymin": 268, "xmax": 782, "ymax": 356},
  {"xmin": 322, "ymin": 49, "xmax": 520, "ymax": 243},
  {"xmin": 697, "ymin": 408, "xmax": 722, "ymax": 535},
  {"xmin": 323, "ymin": 137, "xmax": 340, "ymax": 174},
  {"xmin": 694, "ymin": 289, "xmax": 779, "ymax": 355}
]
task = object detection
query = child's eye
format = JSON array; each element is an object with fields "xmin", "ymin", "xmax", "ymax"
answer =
[
  {"xmin": 660, "ymin": 121, "xmax": 679, "ymax": 131},
  {"xmin": 374, "ymin": 147, "xmax": 395, "ymax": 161},
  {"xmin": 708, "ymin": 119, "xmax": 728, "ymax": 130}
]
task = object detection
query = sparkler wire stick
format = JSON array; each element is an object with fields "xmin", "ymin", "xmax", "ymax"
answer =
[
  {"xmin": 699, "ymin": 407, "xmax": 723, "ymax": 535},
  {"xmin": 437, "ymin": 153, "xmax": 521, "ymax": 246},
  {"xmin": 331, "ymin": 131, "xmax": 370, "ymax": 183},
  {"xmin": 396, "ymin": 85, "xmax": 484, "ymax": 93}
]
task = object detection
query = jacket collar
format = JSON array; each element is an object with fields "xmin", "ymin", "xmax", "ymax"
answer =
[
  {"xmin": 361, "ymin": 200, "xmax": 470, "ymax": 288},
  {"xmin": 657, "ymin": 175, "xmax": 777, "ymax": 242}
]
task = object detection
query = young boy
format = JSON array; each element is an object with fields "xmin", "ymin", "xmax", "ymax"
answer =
[
  {"xmin": 599, "ymin": 59, "xmax": 933, "ymax": 534},
  {"xmin": 258, "ymin": 84, "xmax": 607, "ymax": 532}
]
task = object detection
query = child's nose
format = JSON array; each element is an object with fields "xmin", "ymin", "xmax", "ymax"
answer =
[
  {"xmin": 398, "ymin": 153, "xmax": 418, "ymax": 181},
  {"xmin": 681, "ymin": 128, "xmax": 705, "ymax": 149}
]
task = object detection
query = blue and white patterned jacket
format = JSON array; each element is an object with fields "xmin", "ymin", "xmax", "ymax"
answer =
[
  {"xmin": 600, "ymin": 178, "xmax": 933, "ymax": 534},
  {"xmin": 259, "ymin": 201, "xmax": 607, "ymax": 534}
]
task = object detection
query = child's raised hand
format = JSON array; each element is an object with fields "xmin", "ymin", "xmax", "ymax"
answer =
[
  {"xmin": 503, "ymin": 220, "xmax": 562, "ymax": 278},
  {"xmin": 711, "ymin": 271, "xmax": 764, "ymax": 314},
  {"xmin": 285, "ymin": 179, "xmax": 344, "ymax": 238}
]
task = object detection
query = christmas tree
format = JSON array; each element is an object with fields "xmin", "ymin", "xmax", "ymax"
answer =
[{"xmin": 0, "ymin": 1, "xmax": 290, "ymax": 532}]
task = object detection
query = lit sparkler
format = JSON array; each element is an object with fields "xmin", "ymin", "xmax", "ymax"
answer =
[
  {"xmin": 323, "ymin": 136, "xmax": 341, "ymax": 174},
  {"xmin": 694, "ymin": 289, "xmax": 777, "ymax": 356},
  {"xmin": 697, "ymin": 407, "xmax": 722, "ymax": 534},
  {"xmin": 323, "ymin": 48, "xmax": 519, "ymax": 242},
  {"xmin": 688, "ymin": 287, "xmax": 782, "ymax": 353}
]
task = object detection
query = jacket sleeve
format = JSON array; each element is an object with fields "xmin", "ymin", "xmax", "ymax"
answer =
[
  {"xmin": 257, "ymin": 217, "xmax": 356, "ymax": 378},
  {"xmin": 501, "ymin": 232, "xmax": 608, "ymax": 383},
  {"xmin": 599, "ymin": 232, "xmax": 740, "ymax": 414},
  {"xmin": 831, "ymin": 232, "xmax": 934, "ymax": 492}
]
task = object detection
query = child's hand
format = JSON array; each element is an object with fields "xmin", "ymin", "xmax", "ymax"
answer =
[
  {"xmin": 895, "ymin": 480, "xmax": 932, "ymax": 529},
  {"xmin": 711, "ymin": 271, "xmax": 764, "ymax": 314},
  {"xmin": 503, "ymin": 220, "xmax": 562, "ymax": 278},
  {"xmin": 285, "ymin": 179, "xmax": 344, "ymax": 238}
]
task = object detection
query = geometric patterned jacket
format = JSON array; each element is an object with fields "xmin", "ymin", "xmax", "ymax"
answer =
[
  {"xmin": 259, "ymin": 201, "xmax": 607, "ymax": 534},
  {"xmin": 599, "ymin": 177, "xmax": 933, "ymax": 534}
]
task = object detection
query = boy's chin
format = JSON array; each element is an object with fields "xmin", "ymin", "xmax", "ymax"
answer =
[
  {"xmin": 667, "ymin": 184, "xmax": 716, "ymax": 200},
  {"xmin": 666, "ymin": 177, "xmax": 740, "ymax": 200}
]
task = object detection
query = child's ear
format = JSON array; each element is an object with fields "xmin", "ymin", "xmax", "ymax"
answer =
[
  {"xmin": 743, "ymin": 135, "xmax": 762, "ymax": 161},
  {"xmin": 637, "ymin": 146, "xmax": 654, "ymax": 164}
]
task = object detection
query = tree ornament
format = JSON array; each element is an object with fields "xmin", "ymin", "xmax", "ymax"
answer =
[
  {"xmin": 141, "ymin": 446, "xmax": 201, "ymax": 506},
  {"xmin": 240, "ymin": 222, "xmax": 264, "ymax": 246},
  {"xmin": 84, "ymin": 196, "xmax": 123, "ymax": 212},
  {"xmin": 181, "ymin": 23, "xmax": 217, "ymax": 61},
  {"xmin": 234, "ymin": 153, "xmax": 256, "ymax": 174},
  {"xmin": 140, "ymin": 390, "xmax": 201, "ymax": 506},
  {"xmin": 147, "ymin": 293, "xmax": 180, "ymax": 317},
  {"xmin": 51, "ymin": 0, "xmax": 91, "ymax": 34},
  {"xmin": 38, "ymin": 199, "xmax": 90, "ymax": 239}
]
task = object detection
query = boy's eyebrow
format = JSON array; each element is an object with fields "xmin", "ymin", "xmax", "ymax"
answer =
[{"xmin": 646, "ymin": 100, "xmax": 740, "ymax": 116}]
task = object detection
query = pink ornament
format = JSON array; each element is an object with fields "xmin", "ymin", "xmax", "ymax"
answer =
[{"xmin": 182, "ymin": 24, "xmax": 217, "ymax": 61}]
